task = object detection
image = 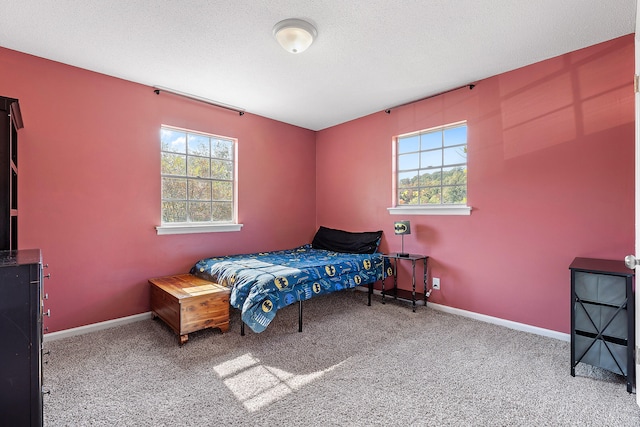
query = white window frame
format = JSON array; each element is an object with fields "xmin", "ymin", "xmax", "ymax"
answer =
[
  {"xmin": 389, "ymin": 121, "xmax": 471, "ymax": 216},
  {"xmin": 156, "ymin": 125, "xmax": 243, "ymax": 235}
]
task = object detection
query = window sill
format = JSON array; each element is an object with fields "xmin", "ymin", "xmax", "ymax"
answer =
[
  {"xmin": 388, "ymin": 205, "xmax": 472, "ymax": 216},
  {"xmin": 156, "ymin": 223, "xmax": 244, "ymax": 235}
]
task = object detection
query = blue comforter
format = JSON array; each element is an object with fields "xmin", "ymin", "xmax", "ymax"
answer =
[{"xmin": 190, "ymin": 245, "xmax": 387, "ymax": 333}]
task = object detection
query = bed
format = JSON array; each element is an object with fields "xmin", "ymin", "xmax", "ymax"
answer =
[{"xmin": 190, "ymin": 227, "xmax": 389, "ymax": 334}]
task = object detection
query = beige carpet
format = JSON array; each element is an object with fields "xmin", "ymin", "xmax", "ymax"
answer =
[{"xmin": 43, "ymin": 290, "xmax": 640, "ymax": 426}]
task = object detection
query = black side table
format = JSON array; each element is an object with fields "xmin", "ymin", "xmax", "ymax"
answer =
[{"xmin": 381, "ymin": 253, "xmax": 429, "ymax": 312}]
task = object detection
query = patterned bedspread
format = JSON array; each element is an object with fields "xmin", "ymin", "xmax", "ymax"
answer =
[{"xmin": 190, "ymin": 245, "xmax": 387, "ymax": 333}]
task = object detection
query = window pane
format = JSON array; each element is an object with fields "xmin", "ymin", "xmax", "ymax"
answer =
[
  {"xmin": 187, "ymin": 156, "xmax": 210, "ymax": 178},
  {"xmin": 398, "ymin": 170, "xmax": 418, "ymax": 187},
  {"xmin": 420, "ymin": 168, "xmax": 442, "ymax": 186},
  {"xmin": 420, "ymin": 150, "xmax": 442, "ymax": 168},
  {"xmin": 161, "ymin": 129, "xmax": 186, "ymax": 153},
  {"xmin": 421, "ymin": 131, "xmax": 442, "ymax": 150},
  {"xmin": 188, "ymin": 134, "xmax": 210, "ymax": 156},
  {"xmin": 213, "ymin": 181, "xmax": 233, "ymax": 201},
  {"xmin": 212, "ymin": 139, "xmax": 233, "ymax": 160},
  {"xmin": 398, "ymin": 153, "xmax": 419, "ymax": 171},
  {"xmin": 421, "ymin": 187, "xmax": 441, "ymax": 204},
  {"xmin": 398, "ymin": 188, "xmax": 418, "ymax": 205},
  {"xmin": 443, "ymin": 145, "xmax": 467, "ymax": 166},
  {"xmin": 398, "ymin": 135, "xmax": 419, "ymax": 154},
  {"xmin": 211, "ymin": 159, "xmax": 233, "ymax": 180},
  {"xmin": 444, "ymin": 126, "xmax": 467, "ymax": 147},
  {"xmin": 161, "ymin": 153, "xmax": 186, "ymax": 175},
  {"xmin": 188, "ymin": 179, "xmax": 211, "ymax": 201},
  {"xmin": 443, "ymin": 166, "xmax": 467, "ymax": 185},
  {"xmin": 443, "ymin": 185, "xmax": 467, "ymax": 204},
  {"xmin": 189, "ymin": 202, "xmax": 212, "ymax": 222},
  {"xmin": 162, "ymin": 201, "xmax": 187, "ymax": 222},
  {"xmin": 212, "ymin": 202, "xmax": 233, "ymax": 221},
  {"xmin": 162, "ymin": 178, "xmax": 186, "ymax": 200}
]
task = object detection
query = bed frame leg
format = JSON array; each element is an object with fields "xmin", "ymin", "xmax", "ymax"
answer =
[
  {"xmin": 368, "ymin": 282, "xmax": 373, "ymax": 306},
  {"xmin": 298, "ymin": 300, "xmax": 303, "ymax": 332},
  {"xmin": 241, "ymin": 322, "xmax": 245, "ymax": 336}
]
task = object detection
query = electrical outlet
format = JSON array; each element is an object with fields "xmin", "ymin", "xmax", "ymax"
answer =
[{"xmin": 433, "ymin": 277, "xmax": 440, "ymax": 290}]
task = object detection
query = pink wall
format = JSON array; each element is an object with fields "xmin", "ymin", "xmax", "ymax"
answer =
[
  {"xmin": 316, "ymin": 35, "xmax": 635, "ymax": 334},
  {"xmin": 0, "ymin": 47, "xmax": 317, "ymax": 333},
  {"xmin": 0, "ymin": 34, "xmax": 633, "ymax": 335}
]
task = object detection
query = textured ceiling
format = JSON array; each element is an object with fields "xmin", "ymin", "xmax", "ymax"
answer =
[{"xmin": 0, "ymin": 0, "xmax": 636, "ymax": 130}]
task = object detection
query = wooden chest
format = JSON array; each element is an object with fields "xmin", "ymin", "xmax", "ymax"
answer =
[{"xmin": 149, "ymin": 274, "xmax": 230, "ymax": 345}]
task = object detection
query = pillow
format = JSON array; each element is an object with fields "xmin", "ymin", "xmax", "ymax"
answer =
[{"xmin": 311, "ymin": 226, "xmax": 383, "ymax": 254}]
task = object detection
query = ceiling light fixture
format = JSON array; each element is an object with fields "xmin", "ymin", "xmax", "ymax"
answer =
[{"xmin": 273, "ymin": 18, "xmax": 317, "ymax": 54}]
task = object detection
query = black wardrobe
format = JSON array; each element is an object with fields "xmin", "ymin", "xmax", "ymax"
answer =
[{"xmin": 0, "ymin": 96, "xmax": 45, "ymax": 426}]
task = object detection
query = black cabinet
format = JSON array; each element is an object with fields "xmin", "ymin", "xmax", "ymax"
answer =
[
  {"xmin": 0, "ymin": 249, "xmax": 43, "ymax": 426},
  {"xmin": 569, "ymin": 257, "xmax": 635, "ymax": 393}
]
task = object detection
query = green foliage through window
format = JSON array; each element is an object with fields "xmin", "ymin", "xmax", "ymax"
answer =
[
  {"xmin": 396, "ymin": 122, "xmax": 467, "ymax": 206},
  {"xmin": 161, "ymin": 126, "xmax": 235, "ymax": 223}
]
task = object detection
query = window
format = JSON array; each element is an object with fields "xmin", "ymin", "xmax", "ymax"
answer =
[
  {"xmin": 392, "ymin": 121, "xmax": 470, "ymax": 215},
  {"xmin": 157, "ymin": 125, "xmax": 241, "ymax": 234}
]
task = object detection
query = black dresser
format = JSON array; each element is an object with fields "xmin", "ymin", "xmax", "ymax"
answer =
[
  {"xmin": 0, "ymin": 249, "xmax": 44, "ymax": 425},
  {"xmin": 569, "ymin": 257, "xmax": 635, "ymax": 393}
]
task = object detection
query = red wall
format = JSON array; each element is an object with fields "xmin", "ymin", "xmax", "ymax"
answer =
[
  {"xmin": 0, "ymin": 47, "xmax": 317, "ymax": 332},
  {"xmin": 316, "ymin": 35, "xmax": 635, "ymax": 334}
]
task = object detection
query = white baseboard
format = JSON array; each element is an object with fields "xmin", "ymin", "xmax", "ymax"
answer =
[
  {"xmin": 43, "ymin": 312, "xmax": 153, "ymax": 342},
  {"xmin": 44, "ymin": 290, "xmax": 571, "ymax": 343},
  {"xmin": 357, "ymin": 287, "xmax": 570, "ymax": 342},
  {"xmin": 426, "ymin": 302, "xmax": 570, "ymax": 342}
]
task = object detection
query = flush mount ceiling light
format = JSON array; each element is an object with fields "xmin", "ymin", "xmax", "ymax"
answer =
[{"xmin": 273, "ymin": 18, "xmax": 317, "ymax": 54}]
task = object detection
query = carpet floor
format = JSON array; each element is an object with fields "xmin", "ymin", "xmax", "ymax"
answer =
[{"xmin": 43, "ymin": 290, "xmax": 640, "ymax": 426}]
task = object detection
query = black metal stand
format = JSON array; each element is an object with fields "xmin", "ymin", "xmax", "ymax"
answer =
[
  {"xmin": 381, "ymin": 253, "xmax": 428, "ymax": 312},
  {"xmin": 240, "ymin": 275, "xmax": 378, "ymax": 335},
  {"xmin": 241, "ymin": 299, "xmax": 304, "ymax": 335}
]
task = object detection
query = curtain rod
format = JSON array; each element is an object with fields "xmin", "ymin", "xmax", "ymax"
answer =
[
  {"xmin": 153, "ymin": 86, "xmax": 245, "ymax": 116},
  {"xmin": 384, "ymin": 83, "xmax": 476, "ymax": 114}
]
